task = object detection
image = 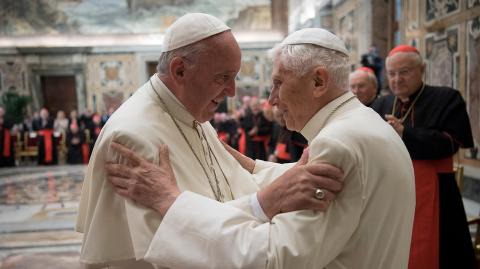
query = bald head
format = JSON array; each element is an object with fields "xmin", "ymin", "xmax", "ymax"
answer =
[{"xmin": 349, "ymin": 69, "xmax": 377, "ymax": 105}]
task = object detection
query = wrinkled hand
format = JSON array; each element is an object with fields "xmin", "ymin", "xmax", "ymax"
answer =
[
  {"xmin": 385, "ymin": 114, "xmax": 404, "ymax": 137},
  {"xmin": 105, "ymin": 142, "xmax": 180, "ymax": 217},
  {"xmin": 258, "ymin": 149, "xmax": 344, "ymax": 220}
]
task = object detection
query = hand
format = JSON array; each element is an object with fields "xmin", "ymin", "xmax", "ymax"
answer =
[
  {"xmin": 258, "ymin": 156, "xmax": 344, "ymax": 220},
  {"xmin": 105, "ymin": 142, "xmax": 180, "ymax": 217},
  {"xmin": 221, "ymin": 140, "xmax": 255, "ymax": 173},
  {"xmin": 385, "ymin": 114, "xmax": 404, "ymax": 137}
]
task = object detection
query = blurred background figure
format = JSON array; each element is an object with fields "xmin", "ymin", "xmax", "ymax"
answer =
[
  {"xmin": 246, "ymin": 97, "xmax": 272, "ymax": 160},
  {"xmin": 268, "ymin": 106, "xmax": 292, "ymax": 163},
  {"xmin": 35, "ymin": 108, "xmax": 57, "ymax": 165},
  {"xmin": 349, "ymin": 67, "xmax": 378, "ymax": 106},
  {"xmin": 66, "ymin": 122, "xmax": 84, "ymax": 164},
  {"xmin": 361, "ymin": 45, "xmax": 383, "ymax": 94},
  {"xmin": 53, "ymin": 110, "xmax": 69, "ymax": 134},
  {"xmin": 0, "ymin": 106, "xmax": 15, "ymax": 167}
]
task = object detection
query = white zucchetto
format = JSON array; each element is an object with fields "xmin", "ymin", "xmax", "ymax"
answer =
[
  {"xmin": 161, "ymin": 13, "xmax": 231, "ymax": 52},
  {"xmin": 281, "ymin": 28, "xmax": 349, "ymax": 56}
]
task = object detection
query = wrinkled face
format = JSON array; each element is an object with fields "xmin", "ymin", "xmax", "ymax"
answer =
[
  {"xmin": 181, "ymin": 32, "xmax": 241, "ymax": 123},
  {"xmin": 268, "ymin": 56, "xmax": 313, "ymax": 131},
  {"xmin": 386, "ymin": 52, "xmax": 424, "ymax": 100},
  {"xmin": 349, "ymin": 72, "xmax": 377, "ymax": 105}
]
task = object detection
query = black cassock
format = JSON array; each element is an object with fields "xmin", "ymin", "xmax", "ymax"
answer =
[{"xmin": 372, "ymin": 84, "xmax": 476, "ymax": 269}]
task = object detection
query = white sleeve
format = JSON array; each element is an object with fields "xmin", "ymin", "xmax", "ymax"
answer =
[
  {"xmin": 144, "ymin": 191, "xmax": 270, "ymax": 269},
  {"xmin": 144, "ymin": 137, "xmax": 363, "ymax": 269},
  {"xmin": 252, "ymin": 160, "xmax": 295, "ymax": 188}
]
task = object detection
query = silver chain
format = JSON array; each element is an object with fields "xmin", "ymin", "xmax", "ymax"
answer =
[{"xmin": 149, "ymin": 79, "xmax": 233, "ymax": 202}]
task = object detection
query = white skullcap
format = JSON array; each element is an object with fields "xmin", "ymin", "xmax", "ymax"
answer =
[
  {"xmin": 161, "ymin": 13, "xmax": 231, "ymax": 52},
  {"xmin": 281, "ymin": 28, "xmax": 349, "ymax": 56}
]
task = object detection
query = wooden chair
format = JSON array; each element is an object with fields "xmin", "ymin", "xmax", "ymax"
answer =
[{"xmin": 14, "ymin": 132, "xmax": 39, "ymax": 164}]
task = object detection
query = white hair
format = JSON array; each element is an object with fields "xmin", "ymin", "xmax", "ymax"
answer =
[
  {"xmin": 156, "ymin": 39, "xmax": 209, "ymax": 74},
  {"xmin": 269, "ymin": 43, "xmax": 350, "ymax": 90},
  {"xmin": 349, "ymin": 69, "xmax": 378, "ymax": 89},
  {"xmin": 386, "ymin": 51, "xmax": 423, "ymax": 67}
]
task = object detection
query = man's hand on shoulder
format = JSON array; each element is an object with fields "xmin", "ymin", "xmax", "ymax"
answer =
[
  {"xmin": 257, "ymin": 150, "xmax": 344, "ymax": 220},
  {"xmin": 105, "ymin": 141, "xmax": 180, "ymax": 217}
]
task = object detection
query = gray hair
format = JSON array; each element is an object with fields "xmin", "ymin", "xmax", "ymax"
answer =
[
  {"xmin": 156, "ymin": 40, "xmax": 209, "ymax": 74},
  {"xmin": 349, "ymin": 69, "xmax": 378, "ymax": 89},
  {"xmin": 269, "ymin": 43, "xmax": 350, "ymax": 90},
  {"xmin": 386, "ymin": 51, "xmax": 423, "ymax": 68}
]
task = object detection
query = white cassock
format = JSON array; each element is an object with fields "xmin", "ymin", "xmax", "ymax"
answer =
[
  {"xmin": 76, "ymin": 74, "xmax": 286, "ymax": 268},
  {"xmin": 142, "ymin": 92, "xmax": 416, "ymax": 269}
]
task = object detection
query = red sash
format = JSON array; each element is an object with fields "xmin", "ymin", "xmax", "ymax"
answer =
[
  {"xmin": 38, "ymin": 130, "xmax": 53, "ymax": 163},
  {"xmin": 3, "ymin": 129, "xmax": 11, "ymax": 157},
  {"xmin": 217, "ymin": 131, "xmax": 228, "ymax": 143},
  {"xmin": 238, "ymin": 129, "xmax": 246, "ymax": 154},
  {"xmin": 275, "ymin": 143, "xmax": 291, "ymax": 161},
  {"xmin": 82, "ymin": 143, "xmax": 90, "ymax": 164},
  {"xmin": 408, "ymin": 157, "xmax": 452, "ymax": 269},
  {"xmin": 252, "ymin": 135, "xmax": 270, "ymax": 151}
]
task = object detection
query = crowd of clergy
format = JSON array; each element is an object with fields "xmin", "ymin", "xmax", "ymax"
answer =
[{"xmin": 0, "ymin": 106, "xmax": 114, "ymax": 166}]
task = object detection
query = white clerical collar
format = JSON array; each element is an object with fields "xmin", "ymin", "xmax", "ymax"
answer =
[
  {"xmin": 149, "ymin": 74, "xmax": 196, "ymax": 127},
  {"xmin": 300, "ymin": 91, "xmax": 356, "ymax": 142}
]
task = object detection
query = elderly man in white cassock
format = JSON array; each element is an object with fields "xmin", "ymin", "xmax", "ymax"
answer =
[
  {"xmin": 105, "ymin": 27, "xmax": 416, "ymax": 268},
  {"xmin": 76, "ymin": 13, "xmax": 345, "ymax": 269}
]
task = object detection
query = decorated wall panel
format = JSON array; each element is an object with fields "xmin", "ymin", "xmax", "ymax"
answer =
[
  {"xmin": 0, "ymin": 58, "xmax": 27, "ymax": 95},
  {"xmin": 425, "ymin": 26, "xmax": 460, "ymax": 89},
  {"xmin": 86, "ymin": 54, "xmax": 139, "ymax": 113},
  {"xmin": 235, "ymin": 50, "xmax": 270, "ymax": 102},
  {"xmin": 467, "ymin": 16, "xmax": 480, "ymax": 157},
  {"xmin": 426, "ymin": 0, "xmax": 460, "ymax": 22}
]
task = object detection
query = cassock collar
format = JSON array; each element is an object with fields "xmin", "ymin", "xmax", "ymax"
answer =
[
  {"xmin": 149, "ymin": 74, "xmax": 196, "ymax": 127},
  {"xmin": 403, "ymin": 83, "xmax": 424, "ymax": 103},
  {"xmin": 300, "ymin": 91, "xmax": 355, "ymax": 142}
]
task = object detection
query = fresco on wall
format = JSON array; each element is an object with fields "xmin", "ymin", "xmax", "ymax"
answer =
[
  {"xmin": 86, "ymin": 54, "xmax": 138, "ymax": 112},
  {"xmin": 0, "ymin": 61, "xmax": 26, "ymax": 94},
  {"xmin": 426, "ymin": 0, "xmax": 459, "ymax": 22},
  {"xmin": 425, "ymin": 27, "xmax": 459, "ymax": 89},
  {"xmin": 468, "ymin": 0, "xmax": 480, "ymax": 8},
  {"xmin": 0, "ymin": 0, "xmax": 271, "ymax": 36},
  {"xmin": 467, "ymin": 16, "xmax": 480, "ymax": 158}
]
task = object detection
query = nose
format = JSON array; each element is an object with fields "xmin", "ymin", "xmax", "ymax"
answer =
[{"xmin": 268, "ymin": 87, "xmax": 278, "ymax": 106}]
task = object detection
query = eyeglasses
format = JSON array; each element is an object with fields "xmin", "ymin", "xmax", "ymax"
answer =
[{"xmin": 386, "ymin": 66, "xmax": 419, "ymax": 78}]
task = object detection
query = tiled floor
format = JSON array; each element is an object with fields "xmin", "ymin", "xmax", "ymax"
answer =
[
  {"xmin": 0, "ymin": 165, "xmax": 86, "ymax": 269},
  {"xmin": 0, "ymin": 165, "xmax": 479, "ymax": 268}
]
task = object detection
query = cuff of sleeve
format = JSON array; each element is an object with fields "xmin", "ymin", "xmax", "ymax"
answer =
[{"xmin": 249, "ymin": 193, "xmax": 270, "ymax": 223}]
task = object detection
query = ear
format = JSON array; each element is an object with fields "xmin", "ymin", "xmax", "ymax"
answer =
[
  {"xmin": 169, "ymin": 57, "xmax": 187, "ymax": 82},
  {"xmin": 312, "ymin": 67, "xmax": 329, "ymax": 98}
]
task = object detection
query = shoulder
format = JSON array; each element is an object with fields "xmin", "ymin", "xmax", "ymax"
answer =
[
  {"xmin": 370, "ymin": 94, "xmax": 394, "ymax": 113},
  {"xmin": 423, "ymin": 84, "xmax": 465, "ymax": 105}
]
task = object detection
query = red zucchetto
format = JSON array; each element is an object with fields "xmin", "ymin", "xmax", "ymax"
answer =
[
  {"xmin": 357, "ymin": 67, "xmax": 375, "ymax": 74},
  {"xmin": 388, "ymin": 45, "xmax": 420, "ymax": 56}
]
